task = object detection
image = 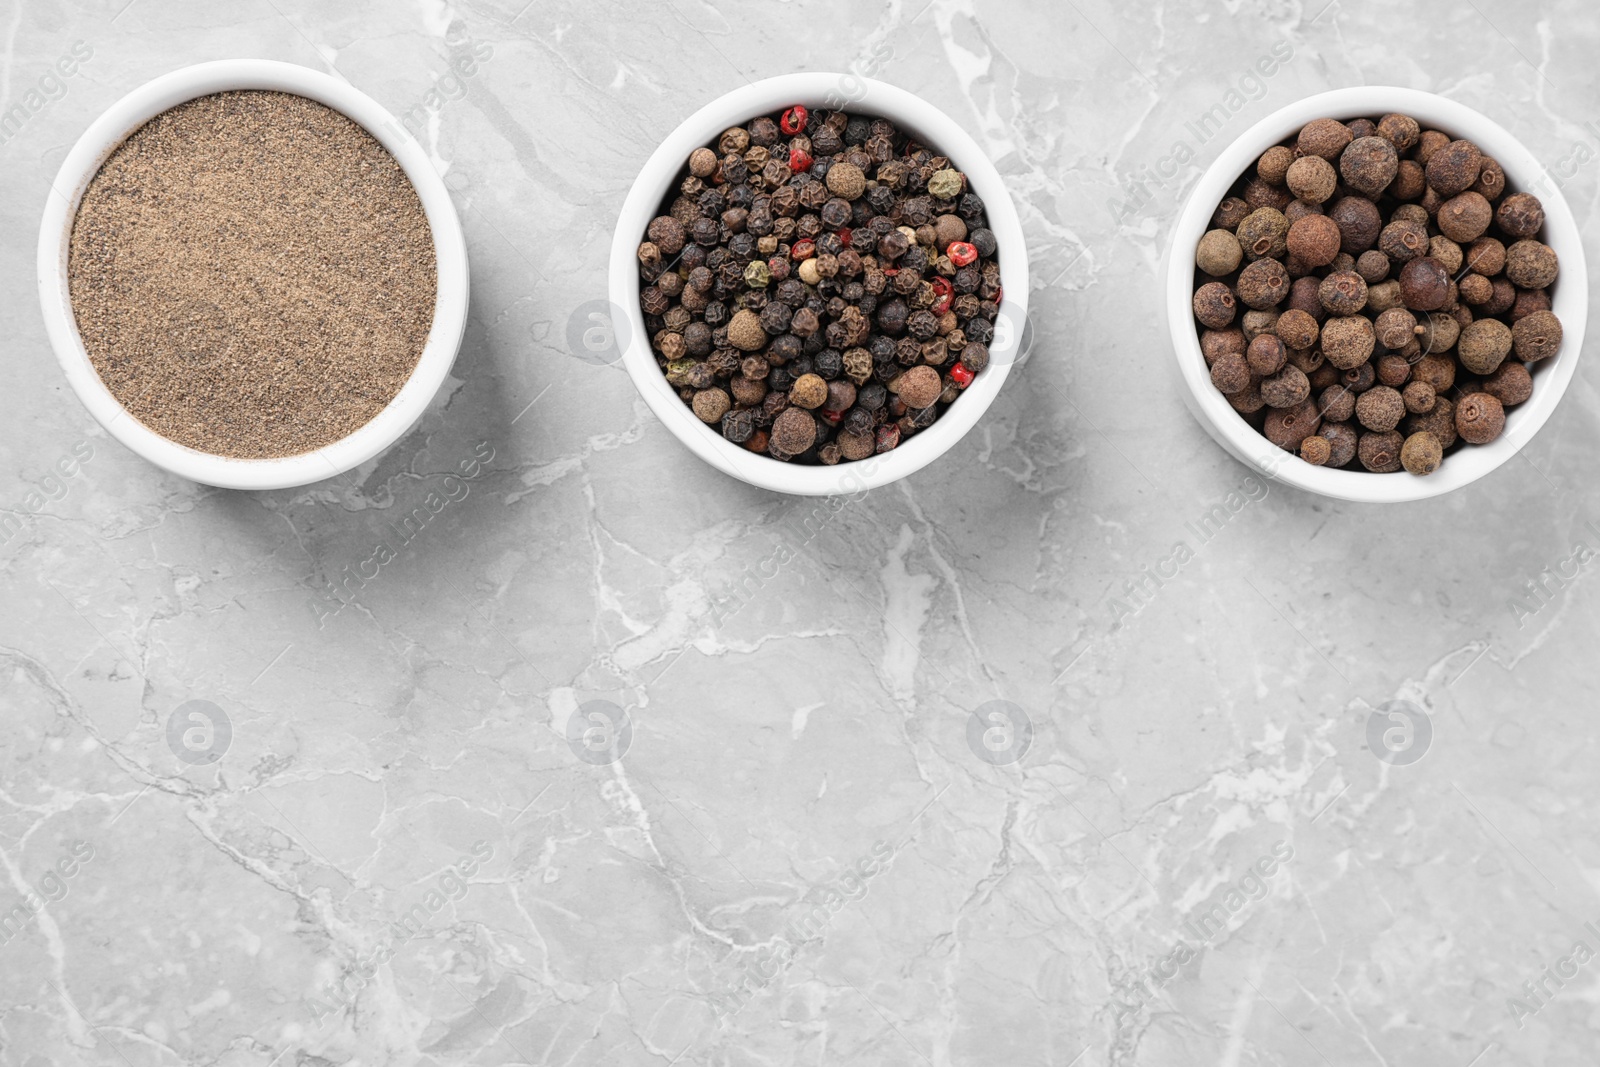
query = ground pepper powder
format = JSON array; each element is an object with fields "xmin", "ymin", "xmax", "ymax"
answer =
[{"xmin": 68, "ymin": 91, "xmax": 437, "ymax": 459}]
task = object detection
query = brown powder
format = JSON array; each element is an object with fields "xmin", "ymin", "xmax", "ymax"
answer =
[{"xmin": 68, "ymin": 90, "xmax": 437, "ymax": 459}]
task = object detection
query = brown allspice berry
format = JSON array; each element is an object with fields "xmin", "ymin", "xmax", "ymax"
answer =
[
  {"xmin": 1319, "ymin": 270, "xmax": 1368, "ymax": 315},
  {"xmin": 1286, "ymin": 155, "xmax": 1339, "ymax": 204},
  {"xmin": 1248, "ymin": 334, "xmax": 1287, "ymax": 376},
  {"xmin": 1511, "ymin": 288, "xmax": 1552, "ymax": 322},
  {"xmin": 730, "ymin": 375, "xmax": 767, "ymax": 407},
  {"xmin": 1284, "ymin": 199, "xmax": 1324, "ymax": 224},
  {"xmin": 1391, "ymin": 202, "xmax": 1429, "ymax": 228},
  {"xmin": 1496, "ymin": 193, "xmax": 1545, "ymax": 238},
  {"xmin": 1465, "ymin": 236, "xmax": 1506, "ymax": 276},
  {"xmin": 1415, "ymin": 129, "xmax": 1450, "ymax": 164},
  {"xmin": 1265, "ymin": 400, "xmax": 1322, "ymax": 450},
  {"xmin": 1472, "ymin": 158, "xmax": 1506, "ymax": 200},
  {"xmin": 1297, "ymin": 118, "xmax": 1354, "ymax": 160},
  {"xmin": 1402, "ymin": 380, "xmax": 1436, "ymax": 414},
  {"xmin": 1377, "ymin": 113, "xmax": 1421, "ymax": 151},
  {"xmin": 1399, "ymin": 257, "xmax": 1450, "ymax": 311},
  {"xmin": 1455, "ymin": 392, "xmax": 1505, "ymax": 444},
  {"xmin": 1310, "ymin": 363, "xmax": 1342, "ymax": 392},
  {"xmin": 770, "ymin": 406, "xmax": 817, "ymax": 455},
  {"xmin": 1457, "ymin": 318, "xmax": 1513, "ymax": 375},
  {"xmin": 1356, "ymin": 249, "xmax": 1390, "ymax": 283},
  {"xmin": 1319, "ymin": 385, "xmax": 1356, "ymax": 423},
  {"xmin": 1242, "ymin": 309, "xmax": 1279, "ymax": 342},
  {"xmin": 1213, "ymin": 197, "xmax": 1251, "ymax": 230},
  {"xmin": 825, "ymin": 162, "xmax": 867, "ymax": 200},
  {"xmin": 1512, "ymin": 309, "xmax": 1563, "ymax": 362},
  {"xmin": 1237, "ymin": 258, "xmax": 1291, "ymax": 309},
  {"xmin": 1417, "ymin": 312, "xmax": 1461, "ymax": 355},
  {"xmin": 1373, "ymin": 307, "xmax": 1419, "ymax": 349},
  {"xmin": 1358, "ymin": 430, "xmax": 1405, "ymax": 472},
  {"xmin": 1322, "ymin": 315, "xmax": 1375, "ymax": 370},
  {"xmin": 1378, "ymin": 218, "xmax": 1429, "ymax": 264},
  {"xmin": 1483, "ymin": 277, "xmax": 1517, "ymax": 316},
  {"xmin": 1243, "ymin": 177, "xmax": 1293, "ymax": 211},
  {"xmin": 1348, "ymin": 118, "xmax": 1377, "ymax": 140},
  {"xmin": 1426, "ymin": 139, "xmax": 1482, "ymax": 196},
  {"xmin": 1275, "ymin": 308, "xmax": 1320, "ymax": 350},
  {"xmin": 1437, "ymin": 191, "xmax": 1492, "ymax": 243},
  {"xmin": 1355, "ymin": 385, "xmax": 1405, "ymax": 431},
  {"xmin": 1288, "ymin": 275, "xmax": 1327, "ymax": 320},
  {"xmin": 891, "ymin": 364, "xmax": 942, "ymax": 408},
  {"xmin": 789, "ymin": 373, "xmax": 829, "ymax": 409},
  {"xmin": 689, "ymin": 146, "xmax": 718, "ymax": 178},
  {"xmin": 1457, "ymin": 273, "xmax": 1494, "ymax": 306},
  {"xmin": 1201, "ymin": 327, "xmax": 1247, "ymax": 365},
  {"xmin": 1407, "ymin": 395, "xmax": 1457, "ymax": 447},
  {"xmin": 1320, "ymin": 422, "xmax": 1359, "ymax": 467},
  {"xmin": 1505, "ymin": 240, "xmax": 1558, "ymax": 289},
  {"xmin": 1400, "ymin": 431, "xmax": 1443, "ymax": 476},
  {"xmin": 1390, "ymin": 159, "xmax": 1426, "ymax": 201},
  {"xmin": 1237, "ymin": 207, "xmax": 1290, "ymax": 261},
  {"xmin": 1376, "ymin": 354, "xmax": 1413, "ymax": 388},
  {"xmin": 1258, "ymin": 145, "xmax": 1296, "ymax": 185},
  {"xmin": 1412, "ymin": 354, "xmax": 1456, "ymax": 393},
  {"xmin": 728, "ymin": 308, "xmax": 769, "ymax": 351},
  {"xmin": 1192, "ymin": 281, "xmax": 1237, "ymax": 329},
  {"xmin": 1211, "ymin": 351, "xmax": 1251, "ymax": 394},
  {"xmin": 1300, "ymin": 434, "xmax": 1332, "ymax": 465},
  {"xmin": 1366, "ymin": 279, "xmax": 1404, "ymax": 313},
  {"xmin": 1344, "ymin": 361, "xmax": 1376, "ymax": 391},
  {"xmin": 1228, "ymin": 380, "xmax": 1266, "ymax": 414},
  {"xmin": 1340, "ymin": 136, "xmax": 1399, "ymax": 197},
  {"xmin": 1196, "ymin": 229, "xmax": 1243, "ymax": 276},
  {"xmin": 692, "ymin": 387, "xmax": 732, "ymax": 424},
  {"xmin": 1328, "ymin": 196, "xmax": 1382, "ymax": 253},
  {"xmin": 1287, "ymin": 345, "xmax": 1324, "ymax": 375},
  {"xmin": 1484, "ymin": 361, "xmax": 1534, "ymax": 406},
  {"xmin": 1429, "ymin": 236, "xmax": 1464, "ymax": 276},
  {"xmin": 1286, "ymin": 214, "xmax": 1342, "ymax": 267},
  {"xmin": 1261, "ymin": 365, "xmax": 1311, "ymax": 408}
]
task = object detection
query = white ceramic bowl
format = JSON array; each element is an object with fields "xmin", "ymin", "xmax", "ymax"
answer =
[
  {"xmin": 37, "ymin": 60, "xmax": 469, "ymax": 491},
  {"xmin": 609, "ymin": 73, "xmax": 1030, "ymax": 496},
  {"xmin": 1167, "ymin": 86, "xmax": 1587, "ymax": 503}
]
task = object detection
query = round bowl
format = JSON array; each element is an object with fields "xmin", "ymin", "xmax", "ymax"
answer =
[
  {"xmin": 1166, "ymin": 86, "xmax": 1587, "ymax": 503},
  {"xmin": 37, "ymin": 59, "xmax": 469, "ymax": 491},
  {"xmin": 609, "ymin": 72, "xmax": 1030, "ymax": 497}
]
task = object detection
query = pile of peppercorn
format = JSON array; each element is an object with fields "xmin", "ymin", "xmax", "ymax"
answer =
[
  {"xmin": 637, "ymin": 105, "xmax": 1003, "ymax": 464},
  {"xmin": 1193, "ymin": 113, "xmax": 1563, "ymax": 475}
]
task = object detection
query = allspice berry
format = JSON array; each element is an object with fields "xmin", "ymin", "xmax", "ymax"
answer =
[
  {"xmin": 1297, "ymin": 118, "xmax": 1353, "ymax": 160},
  {"xmin": 1328, "ymin": 196, "xmax": 1382, "ymax": 253},
  {"xmin": 1321, "ymin": 315, "xmax": 1375, "ymax": 370},
  {"xmin": 1378, "ymin": 218, "xmax": 1429, "ymax": 264},
  {"xmin": 1390, "ymin": 159, "xmax": 1426, "ymax": 201},
  {"xmin": 1373, "ymin": 306, "xmax": 1418, "ymax": 349},
  {"xmin": 1260, "ymin": 365, "xmax": 1311, "ymax": 408},
  {"xmin": 1512, "ymin": 309, "xmax": 1562, "ymax": 362},
  {"xmin": 1408, "ymin": 395, "xmax": 1457, "ymax": 447},
  {"xmin": 1496, "ymin": 193, "xmax": 1545, "ymax": 238},
  {"xmin": 1356, "ymin": 249, "xmax": 1390, "ymax": 283},
  {"xmin": 1286, "ymin": 214, "xmax": 1342, "ymax": 267},
  {"xmin": 1265, "ymin": 400, "xmax": 1322, "ymax": 450},
  {"xmin": 1457, "ymin": 318, "xmax": 1513, "ymax": 375},
  {"xmin": 1399, "ymin": 257, "xmax": 1450, "ymax": 311},
  {"xmin": 1286, "ymin": 155, "xmax": 1339, "ymax": 204},
  {"xmin": 1211, "ymin": 351, "xmax": 1251, "ymax": 395},
  {"xmin": 728, "ymin": 308, "xmax": 769, "ymax": 351},
  {"xmin": 770, "ymin": 406, "xmax": 817, "ymax": 455},
  {"xmin": 892, "ymin": 365, "xmax": 942, "ymax": 408},
  {"xmin": 1376, "ymin": 353, "xmax": 1412, "ymax": 388},
  {"xmin": 1300, "ymin": 434, "xmax": 1332, "ymax": 465},
  {"xmin": 1377, "ymin": 113, "xmax": 1420, "ymax": 151},
  {"xmin": 1505, "ymin": 240, "xmax": 1558, "ymax": 289},
  {"xmin": 1214, "ymin": 197, "xmax": 1251, "ymax": 230},
  {"xmin": 1319, "ymin": 270, "xmax": 1368, "ymax": 316},
  {"xmin": 1237, "ymin": 207, "xmax": 1290, "ymax": 261},
  {"xmin": 1437, "ymin": 191, "xmax": 1492, "ymax": 243},
  {"xmin": 1457, "ymin": 273, "xmax": 1494, "ymax": 306},
  {"xmin": 1484, "ymin": 361, "xmax": 1534, "ymax": 406},
  {"xmin": 1411, "ymin": 354, "xmax": 1456, "ymax": 393},
  {"xmin": 1196, "ymin": 229, "xmax": 1243, "ymax": 276},
  {"xmin": 1318, "ymin": 422, "xmax": 1358, "ymax": 467},
  {"xmin": 1237, "ymin": 258, "xmax": 1291, "ymax": 309},
  {"xmin": 689, "ymin": 147, "xmax": 718, "ymax": 178},
  {"xmin": 1455, "ymin": 392, "xmax": 1505, "ymax": 445},
  {"xmin": 1202, "ymin": 327, "xmax": 1247, "ymax": 365},
  {"xmin": 1511, "ymin": 288, "xmax": 1551, "ymax": 323},
  {"xmin": 1258, "ymin": 145, "xmax": 1296, "ymax": 185},
  {"xmin": 1400, "ymin": 431, "xmax": 1443, "ymax": 475},
  {"xmin": 1248, "ymin": 334, "xmax": 1287, "ymax": 376},
  {"xmin": 1355, "ymin": 385, "xmax": 1405, "ymax": 431},
  {"xmin": 1319, "ymin": 384, "xmax": 1356, "ymax": 423},
  {"xmin": 825, "ymin": 162, "xmax": 867, "ymax": 200},
  {"xmin": 1402, "ymin": 380, "xmax": 1436, "ymax": 414},
  {"xmin": 1425, "ymin": 139, "xmax": 1483, "ymax": 196},
  {"xmin": 1466, "ymin": 236, "xmax": 1506, "ymax": 276},
  {"xmin": 692, "ymin": 387, "xmax": 731, "ymax": 424},
  {"xmin": 1340, "ymin": 136, "xmax": 1399, "ymax": 197},
  {"xmin": 790, "ymin": 373, "xmax": 829, "ymax": 409},
  {"xmin": 1192, "ymin": 281, "xmax": 1237, "ymax": 329},
  {"xmin": 1275, "ymin": 308, "xmax": 1320, "ymax": 350},
  {"xmin": 1358, "ymin": 430, "xmax": 1405, "ymax": 472}
]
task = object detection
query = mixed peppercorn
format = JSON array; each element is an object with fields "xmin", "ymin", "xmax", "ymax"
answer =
[
  {"xmin": 1194, "ymin": 113, "xmax": 1563, "ymax": 475},
  {"xmin": 638, "ymin": 106, "xmax": 1003, "ymax": 464}
]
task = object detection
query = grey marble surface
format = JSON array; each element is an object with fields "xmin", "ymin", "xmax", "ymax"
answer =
[{"xmin": 3, "ymin": 0, "xmax": 1600, "ymax": 1064}]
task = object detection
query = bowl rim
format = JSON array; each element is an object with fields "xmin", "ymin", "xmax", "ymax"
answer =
[
  {"xmin": 35, "ymin": 58, "xmax": 470, "ymax": 491},
  {"xmin": 608, "ymin": 71, "xmax": 1031, "ymax": 497},
  {"xmin": 1166, "ymin": 84, "xmax": 1588, "ymax": 503}
]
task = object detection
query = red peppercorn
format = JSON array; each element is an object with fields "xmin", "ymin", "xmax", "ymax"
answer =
[
  {"xmin": 791, "ymin": 239, "xmax": 815, "ymax": 261},
  {"xmin": 875, "ymin": 424, "xmax": 901, "ymax": 452},
  {"xmin": 994, "ymin": 286, "xmax": 1003, "ymax": 305},
  {"xmin": 838, "ymin": 228, "xmax": 852, "ymax": 247},
  {"xmin": 950, "ymin": 362, "xmax": 975, "ymax": 388},
  {"xmin": 948, "ymin": 241, "xmax": 979, "ymax": 267},
  {"xmin": 789, "ymin": 147, "xmax": 813, "ymax": 172},
  {"xmin": 883, "ymin": 267, "xmax": 899, "ymax": 277},
  {"xmin": 819, "ymin": 407, "xmax": 844, "ymax": 424},
  {"xmin": 780, "ymin": 105, "xmax": 808, "ymax": 135},
  {"xmin": 930, "ymin": 277, "xmax": 954, "ymax": 315}
]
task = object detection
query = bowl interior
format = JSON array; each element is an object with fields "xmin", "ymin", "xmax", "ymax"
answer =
[
  {"xmin": 610, "ymin": 73, "xmax": 1030, "ymax": 496},
  {"xmin": 37, "ymin": 60, "xmax": 469, "ymax": 491},
  {"xmin": 1167, "ymin": 86, "xmax": 1587, "ymax": 503}
]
